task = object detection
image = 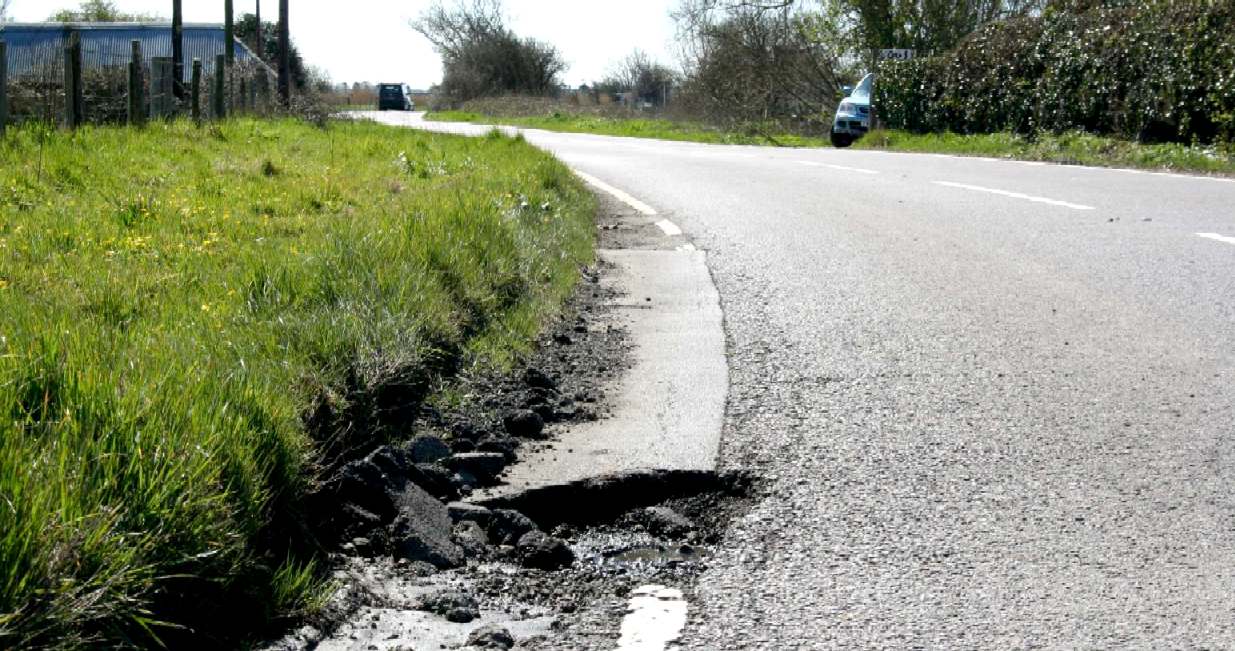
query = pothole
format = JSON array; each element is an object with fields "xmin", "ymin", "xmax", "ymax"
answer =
[
  {"xmin": 456, "ymin": 472, "xmax": 758, "ymax": 651},
  {"xmin": 263, "ymin": 470, "xmax": 757, "ymax": 651}
]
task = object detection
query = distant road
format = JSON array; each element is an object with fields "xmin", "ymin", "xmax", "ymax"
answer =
[{"xmin": 370, "ymin": 111, "xmax": 1235, "ymax": 649}]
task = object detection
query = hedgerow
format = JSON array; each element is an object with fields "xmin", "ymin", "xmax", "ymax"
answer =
[{"xmin": 874, "ymin": 0, "xmax": 1235, "ymax": 144}]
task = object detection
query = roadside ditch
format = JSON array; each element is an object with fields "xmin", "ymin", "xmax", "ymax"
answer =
[{"xmin": 263, "ymin": 191, "xmax": 753, "ymax": 651}]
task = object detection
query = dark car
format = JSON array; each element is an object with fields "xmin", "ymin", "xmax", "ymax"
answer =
[{"xmin": 378, "ymin": 83, "xmax": 413, "ymax": 111}]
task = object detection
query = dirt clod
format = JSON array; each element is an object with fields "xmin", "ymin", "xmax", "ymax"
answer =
[
  {"xmin": 409, "ymin": 435, "xmax": 451, "ymax": 463},
  {"xmin": 634, "ymin": 506, "xmax": 697, "ymax": 538},
  {"xmin": 420, "ymin": 591, "xmax": 480, "ymax": 623},
  {"xmin": 517, "ymin": 530, "xmax": 575, "ymax": 571},
  {"xmin": 443, "ymin": 452, "xmax": 509, "ymax": 484},
  {"xmin": 503, "ymin": 410, "xmax": 546, "ymax": 439},
  {"xmin": 389, "ymin": 482, "xmax": 463, "ymax": 569},
  {"xmin": 466, "ymin": 624, "xmax": 516, "ymax": 649}
]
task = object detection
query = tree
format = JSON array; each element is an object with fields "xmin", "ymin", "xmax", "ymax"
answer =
[
  {"xmin": 673, "ymin": 0, "xmax": 850, "ymax": 125},
  {"xmin": 843, "ymin": 0, "xmax": 1045, "ymax": 56},
  {"xmin": 675, "ymin": 0, "xmax": 1045, "ymax": 64},
  {"xmin": 597, "ymin": 50, "xmax": 678, "ymax": 107},
  {"xmin": 1, "ymin": 0, "xmax": 11, "ymax": 22},
  {"xmin": 234, "ymin": 12, "xmax": 310, "ymax": 90},
  {"xmin": 49, "ymin": 0, "xmax": 162, "ymax": 21},
  {"xmin": 412, "ymin": 0, "xmax": 567, "ymax": 104}
]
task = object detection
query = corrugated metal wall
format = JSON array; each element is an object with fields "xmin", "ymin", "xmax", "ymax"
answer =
[{"xmin": 0, "ymin": 24, "xmax": 271, "ymax": 81}]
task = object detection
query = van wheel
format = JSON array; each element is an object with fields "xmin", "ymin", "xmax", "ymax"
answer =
[{"xmin": 830, "ymin": 131, "xmax": 852, "ymax": 148}]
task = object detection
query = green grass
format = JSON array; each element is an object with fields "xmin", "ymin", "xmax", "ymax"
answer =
[
  {"xmin": 429, "ymin": 110, "xmax": 1235, "ymax": 176},
  {"xmin": 0, "ymin": 118, "xmax": 595, "ymax": 648},
  {"xmin": 427, "ymin": 110, "xmax": 830, "ymax": 147},
  {"xmin": 854, "ymin": 129, "xmax": 1235, "ymax": 176}
]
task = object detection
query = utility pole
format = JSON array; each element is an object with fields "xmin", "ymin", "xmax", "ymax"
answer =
[
  {"xmin": 254, "ymin": 0, "xmax": 262, "ymax": 60},
  {"xmin": 224, "ymin": 0, "xmax": 235, "ymax": 65},
  {"xmin": 172, "ymin": 0, "xmax": 183, "ymax": 103},
  {"xmin": 278, "ymin": 0, "xmax": 289, "ymax": 107}
]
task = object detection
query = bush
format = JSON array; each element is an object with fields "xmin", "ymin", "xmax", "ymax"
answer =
[{"xmin": 874, "ymin": 0, "xmax": 1235, "ymax": 144}]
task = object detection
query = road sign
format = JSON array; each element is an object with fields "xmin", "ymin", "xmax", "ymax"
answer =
[{"xmin": 879, "ymin": 49, "xmax": 916, "ymax": 61}]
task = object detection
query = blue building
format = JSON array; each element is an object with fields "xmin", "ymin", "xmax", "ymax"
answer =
[{"xmin": 0, "ymin": 22, "xmax": 271, "ymax": 80}]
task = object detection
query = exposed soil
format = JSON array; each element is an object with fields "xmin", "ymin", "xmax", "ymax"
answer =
[{"xmin": 413, "ymin": 256, "xmax": 631, "ymax": 480}]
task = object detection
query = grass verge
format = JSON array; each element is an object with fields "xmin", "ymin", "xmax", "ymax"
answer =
[
  {"xmin": 427, "ymin": 110, "xmax": 830, "ymax": 147},
  {"xmin": 0, "ymin": 118, "xmax": 595, "ymax": 648},
  {"xmin": 854, "ymin": 129, "xmax": 1235, "ymax": 176},
  {"xmin": 428, "ymin": 110, "xmax": 1235, "ymax": 176}
]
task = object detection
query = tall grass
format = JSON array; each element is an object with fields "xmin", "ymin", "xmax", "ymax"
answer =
[{"xmin": 0, "ymin": 119, "xmax": 595, "ymax": 648}]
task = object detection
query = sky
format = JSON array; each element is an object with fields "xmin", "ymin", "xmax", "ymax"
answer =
[{"xmin": 8, "ymin": 1, "xmax": 682, "ymax": 89}]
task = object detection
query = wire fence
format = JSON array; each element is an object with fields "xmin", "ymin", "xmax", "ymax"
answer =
[{"xmin": 0, "ymin": 34, "xmax": 278, "ymax": 131}]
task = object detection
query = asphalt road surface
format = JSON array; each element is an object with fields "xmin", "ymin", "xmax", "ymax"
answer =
[{"xmin": 370, "ymin": 112, "xmax": 1235, "ymax": 649}]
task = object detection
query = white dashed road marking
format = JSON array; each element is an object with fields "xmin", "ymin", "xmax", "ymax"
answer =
[
  {"xmin": 934, "ymin": 180, "xmax": 1096, "ymax": 211},
  {"xmin": 798, "ymin": 161, "xmax": 880, "ymax": 175},
  {"xmin": 615, "ymin": 585, "xmax": 689, "ymax": 651},
  {"xmin": 1197, "ymin": 232, "xmax": 1235, "ymax": 246}
]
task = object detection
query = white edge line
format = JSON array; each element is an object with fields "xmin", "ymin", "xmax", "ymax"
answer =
[
  {"xmin": 572, "ymin": 170, "xmax": 688, "ymax": 240},
  {"xmin": 908, "ymin": 151, "xmax": 1234, "ymax": 184},
  {"xmin": 574, "ymin": 170, "xmax": 658, "ymax": 216},
  {"xmin": 1197, "ymin": 232, "xmax": 1235, "ymax": 246},
  {"xmin": 656, "ymin": 219, "xmax": 684, "ymax": 237},
  {"xmin": 935, "ymin": 180, "xmax": 1095, "ymax": 211},
  {"xmin": 1074, "ymin": 166, "xmax": 1235, "ymax": 184}
]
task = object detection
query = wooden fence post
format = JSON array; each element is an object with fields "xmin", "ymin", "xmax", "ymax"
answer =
[
  {"xmin": 191, "ymin": 58, "xmax": 202, "ymax": 123},
  {"xmin": 213, "ymin": 55, "xmax": 226, "ymax": 119},
  {"xmin": 64, "ymin": 32, "xmax": 83, "ymax": 128},
  {"xmin": 1, "ymin": 41, "xmax": 8, "ymax": 137},
  {"xmin": 128, "ymin": 40, "xmax": 145, "ymax": 126},
  {"xmin": 257, "ymin": 71, "xmax": 270, "ymax": 114},
  {"xmin": 151, "ymin": 57, "xmax": 174, "ymax": 119}
]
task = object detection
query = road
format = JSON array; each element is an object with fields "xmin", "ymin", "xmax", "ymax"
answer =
[{"xmin": 368, "ymin": 112, "xmax": 1235, "ymax": 649}]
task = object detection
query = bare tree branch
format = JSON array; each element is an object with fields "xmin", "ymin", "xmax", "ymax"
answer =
[{"xmin": 412, "ymin": 0, "xmax": 567, "ymax": 104}]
